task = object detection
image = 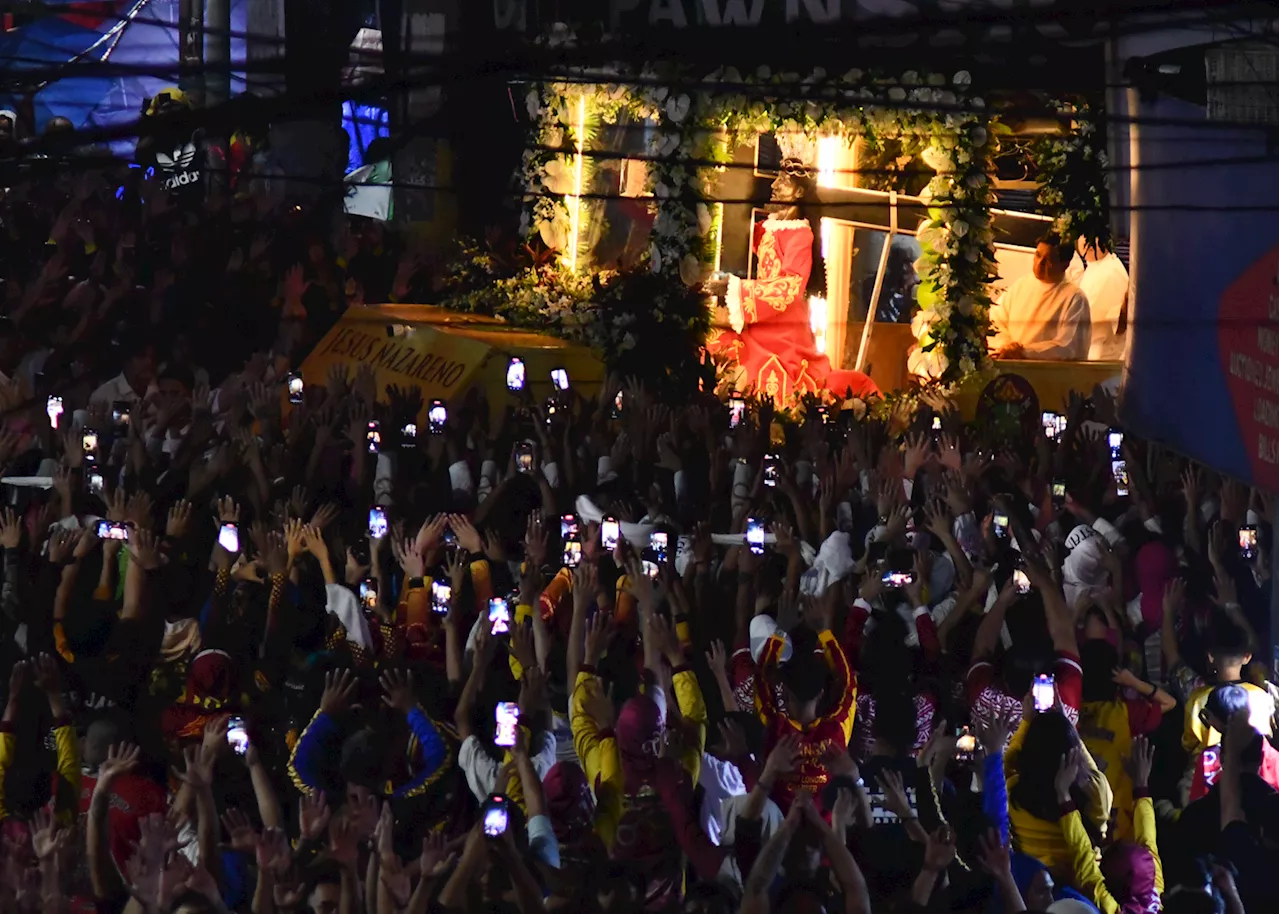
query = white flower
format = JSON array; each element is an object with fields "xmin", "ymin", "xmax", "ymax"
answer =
[
  {"xmin": 965, "ymin": 172, "xmax": 986, "ymax": 189},
  {"xmin": 542, "ymin": 158, "xmax": 575, "ymax": 195},
  {"xmin": 969, "ymin": 126, "xmax": 988, "ymax": 146},
  {"xmin": 679, "ymin": 254, "xmax": 706, "ymax": 286},
  {"xmin": 908, "ymin": 345, "xmax": 950, "ymax": 381},
  {"xmin": 888, "ymin": 86, "xmax": 907, "ymax": 102},
  {"xmin": 971, "ymin": 96, "xmax": 985, "ymax": 109},
  {"xmin": 921, "ymin": 144, "xmax": 952, "ymax": 172},
  {"xmin": 518, "ymin": 210, "xmax": 530, "ymax": 236},
  {"xmin": 952, "ymin": 70, "xmax": 972, "ymax": 86},
  {"xmin": 911, "ymin": 309, "xmax": 937, "ymax": 340},
  {"xmin": 903, "ymin": 71, "xmax": 921, "ymax": 85},
  {"xmin": 650, "ymin": 244, "xmax": 662, "ymax": 274},
  {"xmin": 964, "ymin": 247, "xmax": 979, "ymax": 263},
  {"xmin": 913, "ymin": 255, "xmax": 931, "ymax": 275},
  {"xmin": 696, "ymin": 203, "xmax": 713, "ymax": 236},
  {"xmin": 621, "ymin": 332, "xmax": 637, "ymax": 351},
  {"xmin": 659, "ymin": 133, "xmax": 681, "ymax": 157},
  {"xmin": 666, "ymin": 94, "xmax": 692, "ymax": 124},
  {"xmin": 538, "ymin": 219, "xmax": 566, "ymax": 252},
  {"xmin": 544, "ymin": 126, "xmax": 563, "ymax": 148},
  {"xmin": 842, "ymin": 68, "xmax": 863, "ymax": 83},
  {"xmin": 756, "ymin": 65, "xmax": 771, "ymax": 80},
  {"xmin": 927, "ymin": 73, "xmax": 946, "ymax": 86},
  {"xmin": 723, "ymin": 67, "xmax": 742, "ymax": 83},
  {"xmin": 952, "ymin": 219, "xmax": 969, "ymax": 238},
  {"xmin": 525, "ymin": 90, "xmax": 541, "ymax": 120},
  {"xmin": 959, "ymin": 356, "xmax": 976, "ymax": 376},
  {"xmin": 957, "ymin": 295, "xmax": 975, "ymax": 316}
]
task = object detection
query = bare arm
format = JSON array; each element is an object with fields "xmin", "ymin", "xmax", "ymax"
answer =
[{"xmin": 741, "ymin": 806, "xmax": 801, "ymax": 914}]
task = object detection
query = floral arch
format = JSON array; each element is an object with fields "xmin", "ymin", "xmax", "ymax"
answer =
[{"xmin": 443, "ymin": 56, "xmax": 1109, "ymax": 394}]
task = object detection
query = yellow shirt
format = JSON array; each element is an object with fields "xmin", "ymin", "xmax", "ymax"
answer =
[
  {"xmin": 1005, "ymin": 718, "xmax": 1113, "ymax": 875},
  {"xmin": 1182, "ymin": 681, "xmax": 1274, "ymax": 755}
]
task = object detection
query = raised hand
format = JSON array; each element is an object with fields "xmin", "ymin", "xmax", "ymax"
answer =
[
  {"xmin": 1125, "ymin": 736, "xmax": 1155, "ymax": 790},
  {"xmin": 390, "ymin": 537, "xmax": 425, "ymax": 579},
  {"xmin": 165, "ymin": 500, "xmax": 193, "ymax": 539},
  {"xmin": 97, "ymin": 742, "xmax": 141, "ymax": 786},
  {"xmin": 583, "ymin": 609, "xmax": 611, "ymax": 667},
  {"xmin": 128, "ymin": 528, "xmax": 161, "ymax": 572},
  {"xmin": 220, "ymin": 808, "xmax": 260, "ymax": 854},
  {"xmin": 298, "ymin": 791, "xmax": 331, "ymax": 843},
  {"xmin": 256, "ymin": 826, "xmax": 292, "ymax": 875},
  {"xmin": 447, "ymin": 514, "xmax": 483, "ymax": 554},
  {"xmin": 922, "ymin": 824, "xmax": 957, "ymax": 873},
  {"xmin": 761, "ymin": 734, "xmax": 801, "ymax": 787},
  {"xmin": 0, "ymin": 509, "xmax": 20, "ymax": 550},
  {"xmin": 319, "ymin": 669, "xmax": 358, "ymax": 717},
  {"xmin": 378, "ymin": 669, "xmax": 416, "ymax": 714}
]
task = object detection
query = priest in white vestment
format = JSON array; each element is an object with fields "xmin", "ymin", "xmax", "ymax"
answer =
[{"xmin": 989, "ymin": 236, "xmax": 1091, "ymax": 361}]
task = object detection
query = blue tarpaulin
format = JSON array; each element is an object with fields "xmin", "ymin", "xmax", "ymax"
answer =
[{"xmin": 0, "ymin": 0, "xmax": 247, "ymax": 146}]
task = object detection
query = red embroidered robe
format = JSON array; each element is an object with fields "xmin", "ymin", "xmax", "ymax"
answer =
[{"xmin": 710, "ymin": 217, "xmax": 879, "ymax": 404}]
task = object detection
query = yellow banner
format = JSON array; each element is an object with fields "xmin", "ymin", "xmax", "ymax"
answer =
[{"xmin": 302, "ymin": 321, "xmax": 490, "ymax": 402}]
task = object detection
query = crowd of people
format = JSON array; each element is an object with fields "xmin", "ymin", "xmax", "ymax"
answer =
[{"xmin": 0, "ymin": 160, "xmax": 1274, "ymax": 914}]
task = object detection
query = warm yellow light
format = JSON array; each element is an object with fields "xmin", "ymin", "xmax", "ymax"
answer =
[
  {"xmin": 566, "ymin": 94, "xmax": 586, "ymax": 273},
  {"xmin": 809, "ymin": 295, "xmax": 828, "ymax": 355},
  {"xmin": 817, "ymin": 136, "xmax": 840, "ymax": 188},
  {"xmin": 820, "ymin": 217, "xmax": 831, "ymax": 259}
]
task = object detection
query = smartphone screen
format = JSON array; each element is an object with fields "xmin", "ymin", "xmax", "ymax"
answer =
[
  {"xmin": 1108, "ymin": 429, "xmax": 1124, "ymax": 459},
  {"xmin": 1052, "ymin": 480, "xmax": 1067, "ymax": 503},
  {"xmin": 366, "ymin": 421, "xmax": 381, "ymax": 454},
  {"xmin": 931, "ymin": 415, "xmax": 942, "ymax": 433},
  {"xmin": 993, "ymin": 513, "xmax": 1009, "ymax": 538},
  {"xmin": 649, "ymin": 531, "xmax": 669, "ymax": 564},
  {"xmin": 729, "ymin": 397, "xmax": 746, "ymax": 429},
  {"xmin": 1013, "ymin": 569, "xmax": 1031, "ymax": 594},
  {"xmin": 46, "ymin": 396, "xmax": 63, "ymax": 428},
  {"xmin": 87, "ymin": 470, "xmax": 105, "ymax": 495},
  {"xmin": 954, "ymin": 725, "xmax": 976, "ymax": 760},
  {"xmin": 82, "ymin": 430, "xmax": 98, "ymax": 454},
  {"xmin": 96, "ymin": 520, "xmax": 129, "ymax": 541},
  {"xmin": 550, "ymin": 368, "xmax": 569, "ymax": 390},
  {"xmin": 746, "ymin": 518, "xmax": 765, "ymax": 555},
  {"xmin": 482, "ymin": 798, "xmax": 509, "ymax": 837},
  {"xmin": 360, "ymin": 578, "xmax": 378, "ymax": 609},
  {"xmin": 287, "ymin": 372, "xmax": 304, "ymax": 404},
  {"xmin": 226, "ymin": 716, "xmax": 249, "ymax": 755},
  {"xmin": 430, "ymin": 579, "xmax": 451, "ymax": 615},
  {"xmin": 763, "ymin": 455, "xmax": 779, "ymax": 488},
  {"xmin": 506, "ymin": 358, "xmax": 525, "ymax": 391},
  {"xmin": 611, "ymin": 390, "xmax": 624, "ymax": 420},
  {"xmin": 1111, "ymin": 459, "xmax": 1129, "ymax": 496},
  {"xmin": 111, "ymin": 401, "xmax": 131, "ymax": 428},
  {"xmin": 1239, "ymin": 525, "xmax": 1258, "ymax": 560},
  {"xmin": 401, "ymin": 422, "xmax": 418, "ymax": 445},
  {"xmin": 368, "ymin": 507, "xmax": 388, "ymax": 540},
  {"xmin": 516, "ymin": 442, "xmax": 534, "ymax": 473},
  {"xmin": 1033, "ymin": 673, "xmax": 1055, "ymax": 712},
  {"xmin": 494, "ymin": 701, "xmax": 520, "ymax": 747},
  {"xmin": 1042, "ymin": 411, "xmax": 1064, "ymax": 441},
  {"xmin": 881, "ymin": 570, "xmax": 915, "ymax": 588},
  {"xmin": 562, "ymin": 515, "xmax": 581, "ymax": 567},
  {"xmin": 217, "ymin": 522, "xmax": 240, "ymax": 554},
  {"xmin": 425, "ymin": 400, "xmax": 444, "ymax": 432},
  {"xmin": 601, "ymin": 518, "xmax": 620, "ymax": 552},
  {"xmin": 488, "ymin": 597, "xmax": 511, "ymax": 635}
]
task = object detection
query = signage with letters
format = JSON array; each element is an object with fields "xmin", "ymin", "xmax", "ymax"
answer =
[{"xmin": 493, "ymin": 0, "xmax": 1102, "ymax": 35}]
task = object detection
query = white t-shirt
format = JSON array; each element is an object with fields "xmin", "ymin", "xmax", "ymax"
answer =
[
  {"xmin": 989, "ymin": 276, "xmax": 1091, "ymax": 361},
  {"xmin": 1077, "ymin": 253, "xmax": 1129, "ymax": 361}
]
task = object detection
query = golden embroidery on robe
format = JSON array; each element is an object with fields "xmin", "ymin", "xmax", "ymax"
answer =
[
  {"xmin": 757, "ymin": 354, "xmax": 789, "ymax": 404},
  {"xmin": 740, "ymin": 232, "xmax": 805, "ymax": 321}
]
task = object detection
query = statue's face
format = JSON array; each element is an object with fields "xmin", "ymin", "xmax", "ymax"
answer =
[{"xmin": 770, "ymin": 171, "xmax": 805, "ymax": 204}]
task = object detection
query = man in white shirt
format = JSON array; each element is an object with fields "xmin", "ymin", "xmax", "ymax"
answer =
[
  {"xmin": 1073, "ymin": 238, "xmax": 1130, "ymax": 361},
  {"xmin": 89, "ymin": 340, "xmax": 156, "ymax": 410},
  {"xmin": 989, "ymin": 236, "xmax": 1091, "ymax": 361}
]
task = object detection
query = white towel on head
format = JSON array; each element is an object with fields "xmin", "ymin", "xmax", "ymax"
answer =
[
  {"xmin": 800, "ymin": 531, "xmax": 854, "ymax": 596},
  {"xmin": 575, "ymin": 494, "xmax": 653, "ymax": 547}
]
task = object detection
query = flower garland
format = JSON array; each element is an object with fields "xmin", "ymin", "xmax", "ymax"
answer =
[
  {"xmin": 1030, "ymin": 99, "xmax": 1111, "ymax": 251},
  {"xmin": 908, "ymin": 107, "xmax": 1000, "ymax": 385}
]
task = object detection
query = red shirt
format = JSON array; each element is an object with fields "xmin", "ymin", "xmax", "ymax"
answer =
[
  {"xmin": 1190, "ymin": 738, "xmax": 1280, "ymax": 802},
  {"xmin": 78, "ymin": 771, "xmax": 169, "ymax": 869},
  {"xmin": 754, "ymin": 630, "xmax": 856, "ymax": 815},
  {"xmin": 967, "ymin": 652, "xmax": 1082, "ymax": 749}
]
